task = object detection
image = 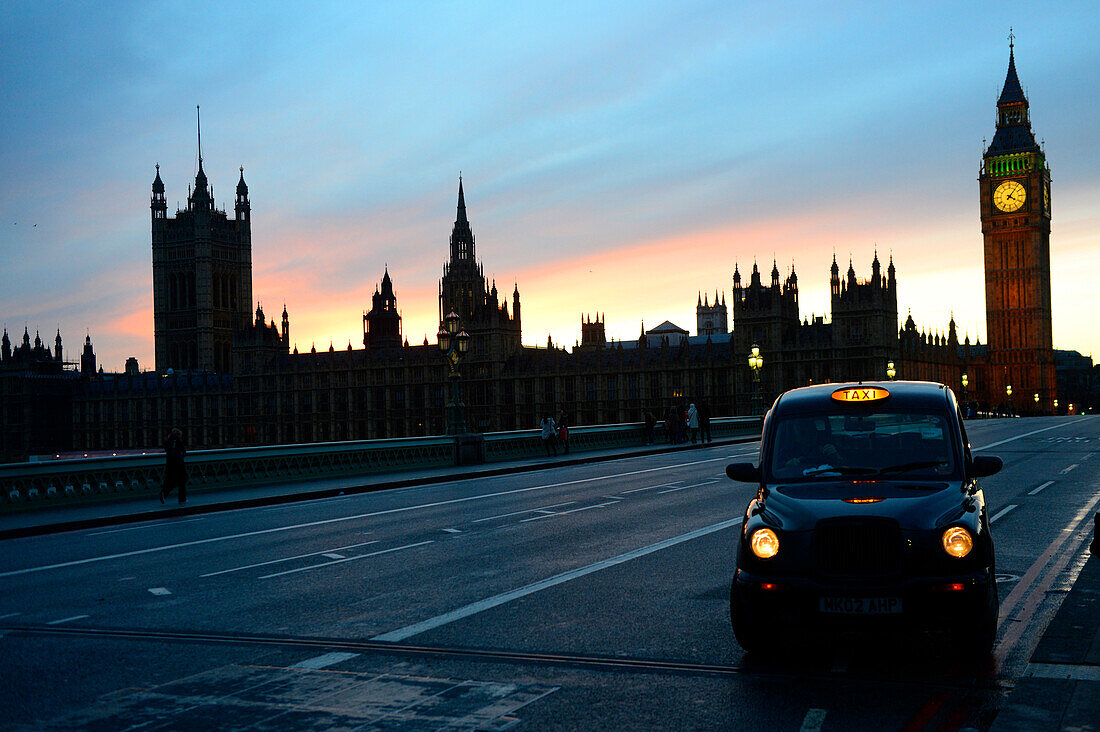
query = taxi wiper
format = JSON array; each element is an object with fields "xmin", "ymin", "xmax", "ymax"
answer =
[
  {"xmin": 801, "ymin": 465, "xmax": 877, "ymax": 477},
  {"xmin": 875, "ymin": 461, "xmax": 949, "ymax": 475}
]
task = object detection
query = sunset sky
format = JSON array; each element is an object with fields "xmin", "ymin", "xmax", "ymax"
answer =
[{"xmin": 3, "ymin": 2, "xmax": 1099, "ymax": 371}]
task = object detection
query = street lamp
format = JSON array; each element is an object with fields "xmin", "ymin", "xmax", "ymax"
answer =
[
  {"xmin": 1034, "ymin": 392, "xmax": 1040, "ymax": 415},
  {"xmin": 886, "ymin": 361, "xmax": 896, "ymax": 380},
  {"xmin": 1006, "ymin": 384, "xmax": 1013, "ymax": 417},
  {"xmin": 748, "ymin": 343, "xmax": 764, "ymax": 416},
  {"xmin": 437, "ymin": 311, "xmax": 470, "ymax": 436}
]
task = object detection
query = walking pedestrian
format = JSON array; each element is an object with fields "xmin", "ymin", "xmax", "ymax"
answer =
[
  {"xmin": 540, "ymin": 414, "xmax": 558, "ymax": 457},
  {"xmin": 687, "ymin": 403, "xmax": 700, "ymax": 444},
  {"xmin": 159, "ymin": 428, "xmax": 187, "ymax": 504},
  {"xmin": 557, "ymin": 411, "xmax": 570, "ymax": 455},
  {"xmin": 698, "ymin": 401, "xmax": 712, "ymax": 443},
  {"xmin": 644, "ymin": 411, "xmax": 657, "ymax": 445}
]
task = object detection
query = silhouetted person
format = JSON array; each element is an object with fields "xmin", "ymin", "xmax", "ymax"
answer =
[
  {"xmin": 687, "ymin": 403, "xmax": 699, "ymax": 444},
  {"xmin": 557, "ymin": 410, "xmax": 570, "ymax": 454},
  {"xmin": 644, "ymin": 411, "xmax": 657, "ymax": 445},
  {"xmin": 159, "ymin": 428, "xmax": 187, "ymax": 504},
  {"xmin": 698, "ymin": 401, "xmax": 712, "ymax": 442}
]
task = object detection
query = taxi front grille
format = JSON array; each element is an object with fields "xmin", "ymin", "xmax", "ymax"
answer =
[{"xmin": 814, "ymin": 520, "xmax": 902, "ymax": 577}]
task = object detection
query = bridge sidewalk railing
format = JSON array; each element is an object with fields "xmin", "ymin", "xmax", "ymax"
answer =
[{"xmin": 1, "ymin": 418, "xmax": 760, "ymax": 514}]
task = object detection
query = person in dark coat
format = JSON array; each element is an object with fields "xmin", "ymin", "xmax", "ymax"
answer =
[
  {"xmin": 644, "ymin": 411, "xmax": 657, "ymax": 445},
  {"xmin": 698, "ymin": 401, "xmax": 712, "ymax": 443},
  {"xmin": 159, "ymin": 428, "xmax": 188, "ymax": 504}
]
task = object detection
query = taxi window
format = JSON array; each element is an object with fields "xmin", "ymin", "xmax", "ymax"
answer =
[{"xmin": 768, "ymin": 412, "xmax": 958, "ymax": 481}]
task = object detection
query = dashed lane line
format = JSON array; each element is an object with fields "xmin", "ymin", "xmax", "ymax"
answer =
[
  {"xmin": 471, "ymin": 501, "xmax": 577, "ymax": 523},
  {"xmin": 46, "ymin": 614, "xmax": 89, "ymax": 625},
  {"xmin": 1028, "ymin": 481, "xmax": 1055, "ymax": 496},
  {"xmin": 200, "ymin": 540, "xmax": 380, "ymax": 578},
  {"xmin": 148, "ymin": 587, "xmax": 171, "ymax": 596},
  {"xmin": 0, "ymin": 612, "xmax": 20, "ymax": 620},
  {"xmin": 0, "ymin": 456, "xmax": 733, "ymax": 579},
  {"xmin": 371, "ymin": 517, "xmax": 743, "ymax": 642},
  {"xmin": 989, "ymin": 504, "xmax": 1018, "ymax": 524},
  {"xmin": 1060, "ymin": 464, "xmax": 1079, "ymax": 474},
  {"xmin": 800, "ymin": 708, "xmax": 828, "ymax": 732},
  {"xmin": 519, "ymin": 502, "xmax": 618, "ymax": 522},
  {"xmin": 260, "ymin": 541, "xmax": 435, "ymax": 580},
  {"xmin": 659, "ymin": 479, "xmax": 719, "ymax": 494},
  {"xmin": 972, "ymin": 421, "xmax": 1079, "ymax": 451},
  {"xmin": 290, "ymin": 651, "xmax": 361, "ymax": 670}
]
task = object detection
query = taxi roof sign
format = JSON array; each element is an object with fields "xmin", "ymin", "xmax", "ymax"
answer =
[{"xmin": 831, "ymin": 386, "xmax": 890, "ymax": 403}]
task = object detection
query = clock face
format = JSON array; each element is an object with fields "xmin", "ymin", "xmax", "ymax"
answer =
[{"xmin": 993, "ymin": 180, "xmax": 1026, "ymax": 213}]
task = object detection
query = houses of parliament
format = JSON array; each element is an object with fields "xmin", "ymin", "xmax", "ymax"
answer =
[{"xmin": 1, "ymin": 47, "xmax": 1091, "ymax": 462}]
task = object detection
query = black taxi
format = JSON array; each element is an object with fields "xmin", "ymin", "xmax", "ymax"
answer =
[{"xmin": 726, "ymin": 381, "xmax": 1003, "ymax": 656}]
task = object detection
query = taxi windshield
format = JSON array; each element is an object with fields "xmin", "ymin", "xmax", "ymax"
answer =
[{"xmin": 767, "ymin": 411, "xmax": 958, "ymax": 482}]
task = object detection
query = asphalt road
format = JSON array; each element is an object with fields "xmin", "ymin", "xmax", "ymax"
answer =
[{"xmin": 1, "ymin": 416, "xmax": 1097, "ymax": 730}]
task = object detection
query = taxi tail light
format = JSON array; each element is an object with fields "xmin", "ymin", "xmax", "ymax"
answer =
[
  {"xmin": 843, "ymin": 497, "xmax": 884, "ymax": 504},
  {"xmin": 932, "ymin": 582, "xmax": 967, "ymax": 592}
]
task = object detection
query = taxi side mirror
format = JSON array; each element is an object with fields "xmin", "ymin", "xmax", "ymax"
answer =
[
  {"xmin": 970, "ymin": 455, "xmax": 1003, "ymax": 478},
  {"xmin": 726, "ymin": 462, "xmax": 761, "ymax": 483}
]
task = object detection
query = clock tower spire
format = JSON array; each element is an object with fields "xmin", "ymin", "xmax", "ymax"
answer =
[{"xmin": 978, "ymin": 35, "xmax": 1055, "ymax": 413}]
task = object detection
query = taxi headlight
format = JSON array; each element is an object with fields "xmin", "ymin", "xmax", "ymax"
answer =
[
  {"xmin": 941, "ymin": 526, "xmax": 974, "ymax": 558},
  {"xmin": 750, "ymin": 528, "xmax": 780, "ymax": 559}
]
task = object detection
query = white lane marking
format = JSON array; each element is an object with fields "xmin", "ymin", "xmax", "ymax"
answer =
[
  {"xmin": 1, "ymin": 456, "xmax": 733, "ymax": 579},
  {"xmin": 1060, "ymin": 464, "xmax": 1079, "ymax": 474},
  {"xmin": 290, "ymin": 652, "xmax": 360, "ymax": 670},
  {"xmin": 658, "ymin": 479, "xmax": 719, "ymax": 494},
  {"xmin": 519, "ymin": 502, "xmax": 618, "ymax": 522},
  {"xmin": 800, "ymin": 708, "xmax": 828, "ymax": 732},
  {"xmin": 0, "ymin": 612, "xmax": 21, "ymax": 620},
  {"xmin": 372, "ymin": 517, "xmax": 743, "ymax": 642},
  {"xmin": 1025, "ymin": 662, "xmax": 1100, "ymax": 681},
  {"xmin": 973, "ymin": 421, "xmax": 1079, "ymax": 451},
  {"xmin": 260, "ymin": 541, "xmax": 434, "ymax": 579},
  {"xmin": 200, "ymin": 540, "xmax": 380, "ymax": 578},
  {"xmin": 47, "ymin": 614, "xmax": 89, "ymax": 625},
  {"xmin": 472, "ymin": 501, "xmax": 577, "ymax": 523},
  {"xmin": 442, "ymin": 528, "xmax": 462, "ymax": 534},
  {"xmin": 990, "ymin": 504, "xmax": 1018, "ymax": 524},
  {"xmin": 623, "ymin": 482, "xmax": 682, "ymax": 494},
  {"xmin": 1028, "ymin": 481, "xmax": 1055, "ymax": 496},
  {"xmin": 322, "ymin": 553, "xmax": 345, "ymax": 559},
  {"xmin": 148, "ymin": 587, "xmax": 171, "ymax": 596},
  {"xmin": 87, "ymin": 517, "xmax": 206, "ymax": 536}
]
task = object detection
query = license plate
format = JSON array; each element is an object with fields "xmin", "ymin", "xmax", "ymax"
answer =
[{"xmin": 819, "ymin": 596, "xmax": 902, "ymax": 615}]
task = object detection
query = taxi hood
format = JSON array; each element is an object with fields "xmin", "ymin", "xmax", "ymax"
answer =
[{"xmin": 759, "ymin": 481, "xmax": 970, "ymax": 532}]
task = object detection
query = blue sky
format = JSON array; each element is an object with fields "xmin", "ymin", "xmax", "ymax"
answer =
[{"xmin": 3, "ymin": 1, "xmax": 1099, "ymax": 370}]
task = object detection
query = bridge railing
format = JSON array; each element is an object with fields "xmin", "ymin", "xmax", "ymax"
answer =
[{"xmin": 0, "ymin": 417, "xmax": 760, "ymax": 513}]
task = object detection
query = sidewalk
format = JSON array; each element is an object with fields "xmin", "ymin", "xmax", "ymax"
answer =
[
  {"xmin": 992, "ymin": 543, "xmax": 1100, "ymax": 731},
  {"xmin": 0, "ymin": 436, "xmax": 754, "ymax": 540}
]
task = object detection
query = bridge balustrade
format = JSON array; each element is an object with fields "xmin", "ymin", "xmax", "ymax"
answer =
[{"xmin": 1, "ymin": 418, "xmax": 759, "ymax": 513}]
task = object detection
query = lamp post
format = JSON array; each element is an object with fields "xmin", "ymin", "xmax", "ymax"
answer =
[
  {"xmin": 1034, "ymin": 392, "xmax": 1040, "ymax": 416},
  {"xmin": 748, "ymin": 343, "xmax": 764, "ymax": 416},
  {"xmin": 437, "ymin": 311, "xmax": 470, "ymax": 436},
  {"xmin": 1006, "ymin": 384, "xmax": 1013, "ymax": 417},
  {"xmin": 886, "ymin": 361, "xmax": 896, "ymax": 381}
]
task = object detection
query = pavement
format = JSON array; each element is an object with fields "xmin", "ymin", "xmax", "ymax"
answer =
[
  {"xmin": 0, "ymin": 435, "xmax": 752, "ymax": 540},
  {"xmin": 992, "ymin": 528, "xmax": 1100, "ymax": 732},
  {"xmin": 3, "ymin": 433, "xmax": 1096, "ymax": 731}
]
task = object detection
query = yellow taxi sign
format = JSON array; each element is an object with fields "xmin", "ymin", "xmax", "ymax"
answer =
[{"xmin": 831, "ymin": 386, "xmax": 890, "ymax": 403}]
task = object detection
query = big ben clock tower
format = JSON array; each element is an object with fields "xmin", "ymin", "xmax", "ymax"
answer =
[{"xmin": 979, "ymin": 36, "xmax": 1056, "ymax": 413}]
